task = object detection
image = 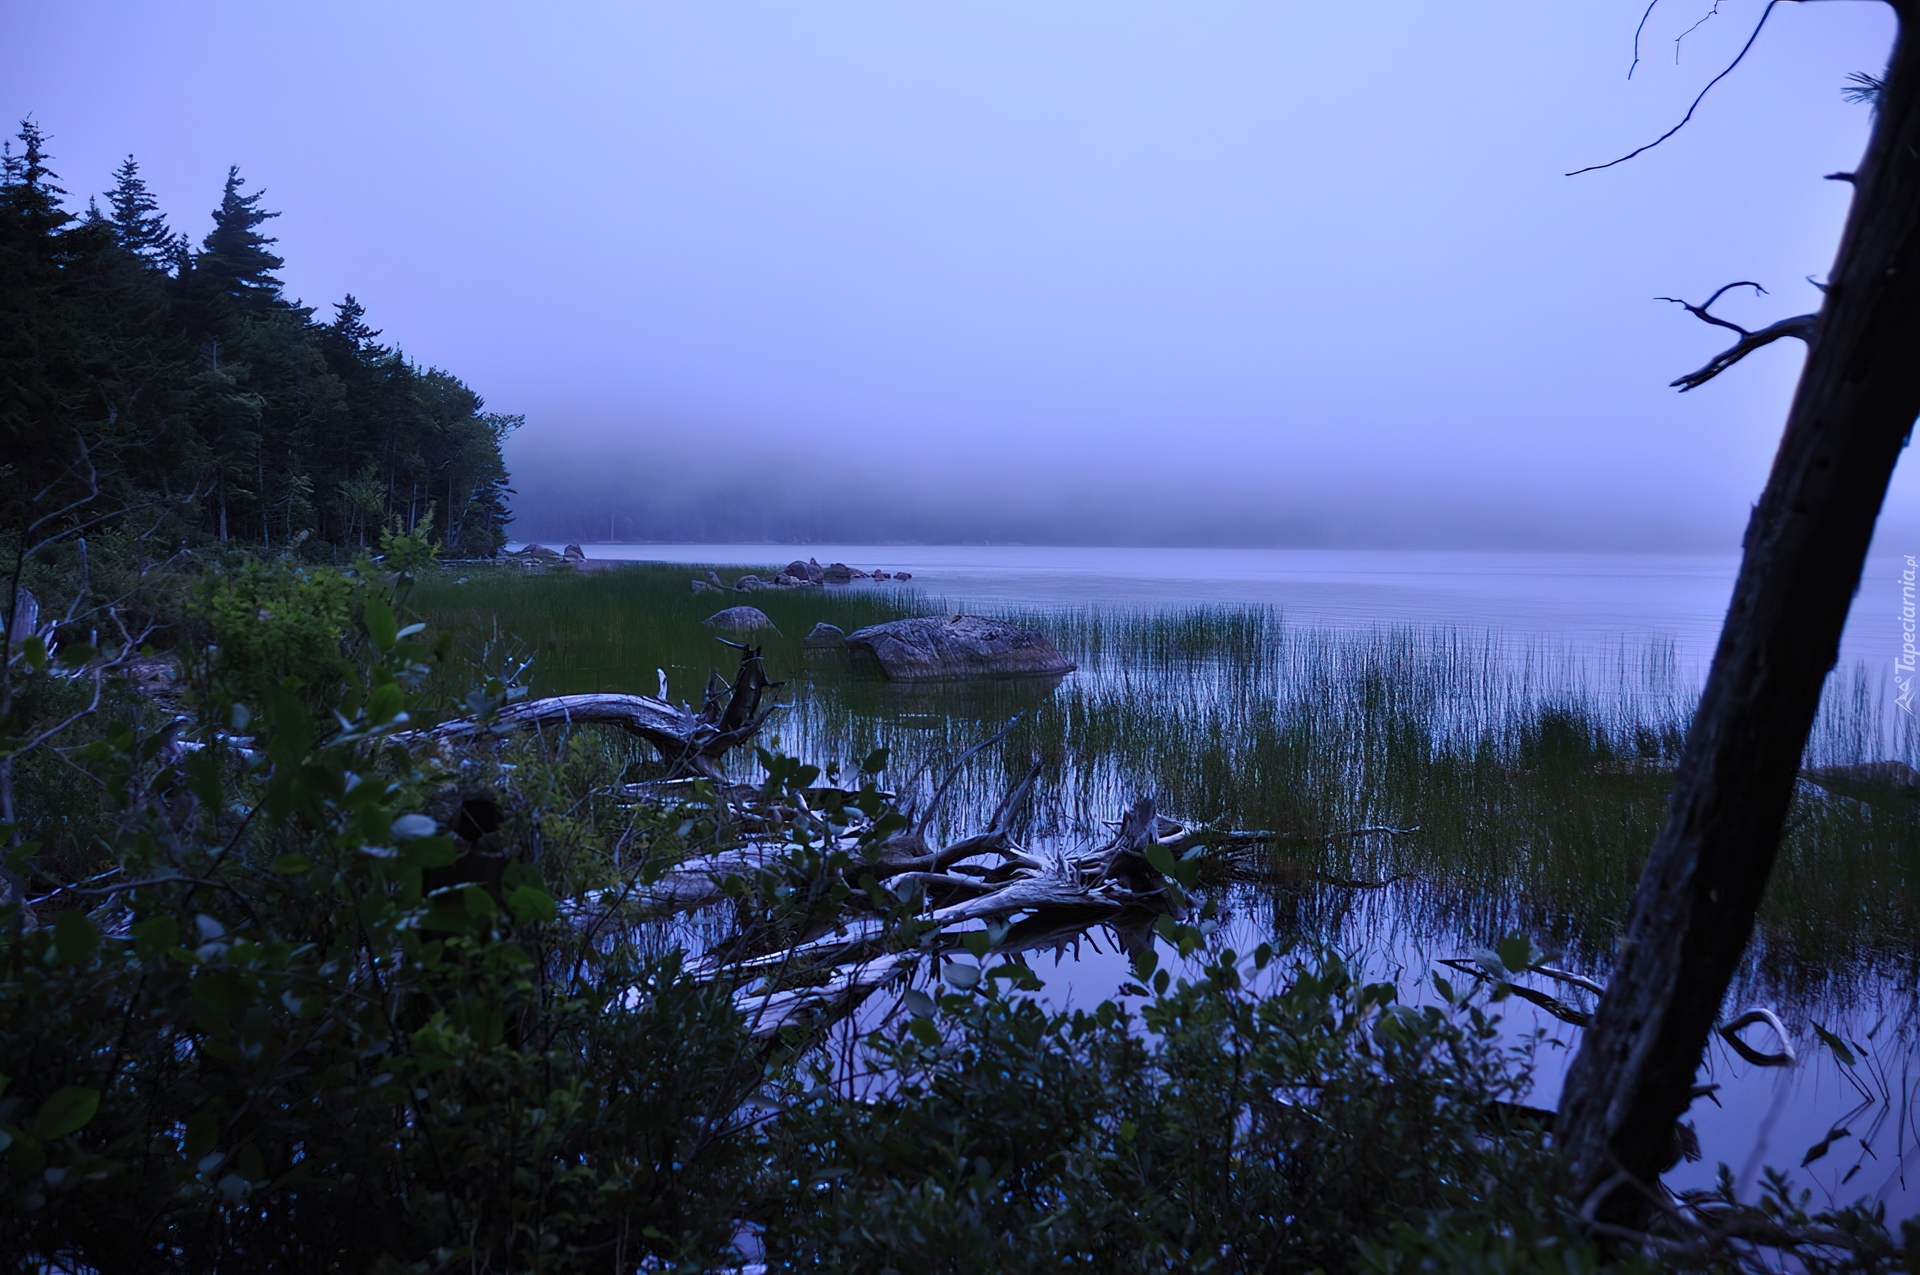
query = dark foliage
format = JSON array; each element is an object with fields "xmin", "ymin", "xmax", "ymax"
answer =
[{"xmin": 0, "ymin": 120, "xmax": 515, "ymax": 559}]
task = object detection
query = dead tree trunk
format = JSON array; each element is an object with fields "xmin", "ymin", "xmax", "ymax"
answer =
[
  {"xmin": 423, "ymin": 646, "xmax": 776, "ymax": 780},
  {"xmin": 1557, "ymin": 11, "xmax": 1920, "ymax": 1216}
]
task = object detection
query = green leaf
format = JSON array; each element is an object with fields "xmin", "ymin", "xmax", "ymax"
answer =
[
  {"xmin": 462, "ymin": 884, "xmax": 500, "ymax": 920},
  {"xmin": 490, "ymin": 943, "xmax": 535, "ymax": 969},
  {"xmin": 942, "ymin": 963, "xmax": 981, "ymax": 990},
  {"xmin": 1495, "ymin": 933, "xmax": 1536, "ymax": 976},
  {"xmin": 270, "ymin": 854, "xmax": 312, "ymax": 875},
  {"xmin": 1142, "ymin": 841, "xmax": 1179, "ymax": 878},
  {"xmin": 31, "ymin": 1088, "xmax": 100, "ymax": 1140},
  {"xmin": 960, "ymin": 930, "xmax": 991, "ymax": 959},
  {"xmin": 401, "ymin": 835, "xmax": 457, "ymax": 869},
  {"xmin": 423, "ymin": 899, "xmax": 475, "ymax": 935},
  {"xmin": 131, "ymin": 915, "xmax": 179, "ymax": 960},
  {"xmin": 391, "ymin": 813, "xmax": 437, "ymax": 840},
  {"xmin": 505, "ymin": 885, "xmax": 556, "ymax": 925},
  {"xmin": 184, "ymin": 748, "xmax": 226, "ymax": 816},
  {"xmin": 901, "ymin": 989, "xmax": 937, "ymax": 1017},
  {"xmin": 52, "ymin": 909, "xmax": 99, "ymax": 966},
  {"xmin": 366, "ymin": 681, "xmax": 404, "ymax": 727},
  {"xmin": 1813, "ymin": 1022, "xmax": 1857, "ymax": 1066},
  {"xmin": 364, "ymin": 596, "xmax": 398, "ymax": 651},
  {"xmin": 860, "ymin": 747, "xmax": 890, "ymax": 774}
]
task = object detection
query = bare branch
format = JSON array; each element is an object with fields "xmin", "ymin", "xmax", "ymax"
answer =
[
  {"xmin": 1568, "ymin": 0, "xmax": 1787, "ymax": 176},
  {"xmin": 1656, "ymin": 280, "xmax": 1767, "ymax": 336},
  {"xmin": 1628, "ymin": 0, "xmax": 1663, "ymax": 79},
  {"xmin": 1671, "ymin": 313, "xmax": 1817, "ymax": 391}
]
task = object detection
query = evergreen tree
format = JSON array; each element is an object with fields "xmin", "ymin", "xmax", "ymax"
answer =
[
  {"xmin": 195, "ymin": 165, "xmax": 284, "ymax": 308},
  {"xmin": 0, "ymin": 122, "xmax": 515, "ymax": 556},
  {"xmin": 0, "ymin": 119, "xmax": 72, "ymax": 242},
  {"xmin": 106, "ymin": 155, "xmax": 182, "ymax": 267},
  {"xmin": 328, "ymin": 293, "xmax": 383, "ymax": 353}
]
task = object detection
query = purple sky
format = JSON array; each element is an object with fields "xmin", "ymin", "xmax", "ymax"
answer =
[{"xmin": 5, "ymin": 1, "xmax": 1909, "ymax": 548}]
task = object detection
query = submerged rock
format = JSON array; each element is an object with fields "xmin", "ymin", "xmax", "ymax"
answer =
[
  {"xmin": 703, "ymin": 606, "xmax": 777, "ymax": 633},
  {"xmin": 844, "ymin": 615, "xmax": 1074, "ymax": 681},
  {"xmin": 803, "ymin": 622, "xmax": 846, "ymax": 649}
]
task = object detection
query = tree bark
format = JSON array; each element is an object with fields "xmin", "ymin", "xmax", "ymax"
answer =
[{"xmin": 1557, "ymin": 8, "xmax": 1920, "ymax": 1215}]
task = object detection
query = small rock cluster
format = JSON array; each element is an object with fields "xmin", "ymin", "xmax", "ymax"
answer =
[
  {"xmin": 506, "ymin": 543, "xmax": 588, "ymax": 570},
  {"xmin": 691, "ymin": 557, "xmax": 912, "ymax": 595}
]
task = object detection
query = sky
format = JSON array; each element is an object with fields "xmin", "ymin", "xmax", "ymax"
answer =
[{"xmin": 3, "ymin": 0, "xmax": 1909, "ymax": 549}]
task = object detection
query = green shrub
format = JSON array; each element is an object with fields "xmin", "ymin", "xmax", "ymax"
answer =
[{"xmin": 190, "ymin": 560, "xmax": 356, "ymax": 711}]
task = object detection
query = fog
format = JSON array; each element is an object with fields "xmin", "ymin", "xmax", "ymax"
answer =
[{"xmin": 7, "ymin": 1, "xmax": 1914, "ymax": 549}]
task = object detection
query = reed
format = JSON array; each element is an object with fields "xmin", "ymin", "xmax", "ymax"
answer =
[{"xmin": 415, "ymin": 570, "xmax": 1920, "ymax": 1001}]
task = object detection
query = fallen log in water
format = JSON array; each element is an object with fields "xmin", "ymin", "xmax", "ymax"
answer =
[
  {"xmin": 597, "ymin": 721, "xmax": 1437, "ymax": 1037},
  {"xmin": 419, "ymin": 645, "xmax": 777, "ymax": 780}
]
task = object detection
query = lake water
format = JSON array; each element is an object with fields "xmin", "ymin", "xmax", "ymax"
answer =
[
  {"xmin": 531, "ymin": 543, "xmax": 1920, "ymax": 1214},
  {"xmin": 570, "ymin": 541, "xmax": 1910, "ymax": 677}
]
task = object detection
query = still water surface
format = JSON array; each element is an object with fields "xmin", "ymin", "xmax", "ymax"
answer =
[{"xmin": 569, "ymin": 544, "xmax": 1920, "ymax": 1213}]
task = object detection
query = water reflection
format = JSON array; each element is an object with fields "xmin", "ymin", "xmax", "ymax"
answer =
[{"xmin": 753, "ymin": 607, "xmax": 1920, "ymax": 1211}]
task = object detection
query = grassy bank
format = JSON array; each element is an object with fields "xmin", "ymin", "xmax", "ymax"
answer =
[{"xmin": 411, "ymin": 560, "xmax": 926, "ymax": 703}]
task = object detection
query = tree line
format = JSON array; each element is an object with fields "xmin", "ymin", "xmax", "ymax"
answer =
[{"xmin": 0, "ymin": 119, "xmax": 515, "ymax": 558}]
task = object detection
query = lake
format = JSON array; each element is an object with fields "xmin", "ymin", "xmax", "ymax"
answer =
[{"xmin": 473, "ymin": 544, "xmax": 1920, "ymax": 1212}]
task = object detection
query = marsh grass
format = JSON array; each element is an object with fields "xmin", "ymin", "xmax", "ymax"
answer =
[
  {"xmin": 416, "ymin": 567, "xmax": 1920, "ymax": 1000},
  {"xmin": 411, "ymin": 561, "xmax": 928, "ymax": 704}
]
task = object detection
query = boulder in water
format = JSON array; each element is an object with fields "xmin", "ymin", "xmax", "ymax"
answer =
[
  {"xmin": 703, "ymin": 606, "xmax": 777, "ymax": 633},
  {"xmin": 563, "ymin": 543, "xmax": 586, "ymax": 562},
  {"xmin": 844, "ymin": 615, "xmax": 1074, "ymax": 681}
]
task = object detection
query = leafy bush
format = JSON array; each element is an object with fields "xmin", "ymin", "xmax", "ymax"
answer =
[
  {"xmin": 760, "ymin": 943, "xmax": 1619, "ymax": 1273},
  {"xmin": 190, "ymin": 559, "xmax": 356, "ymax": 711}
]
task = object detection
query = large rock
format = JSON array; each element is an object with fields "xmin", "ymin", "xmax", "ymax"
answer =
[
  {"xmin": 563, "ymin": 543, "xmax": 586, "ymax": 562},
  {"xmin": 518, "ymin": 543, "xmax": 561, "ymax": 559},
  {"xmin": 820, "ymin": 562, "xmax": 853, "ymax": 583},
  {"xmin": 844, "ymin": 615, "xmax": 1074, "ymax": 681},
  {"xmin": 803, "ymin": 622, "xmax": 846, "ymax": 649},
  {"xmin": 703, "ymin": 606, "xmax": 778, "ymax": 633}
]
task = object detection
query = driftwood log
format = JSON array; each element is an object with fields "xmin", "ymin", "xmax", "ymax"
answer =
[{"xmin": 423, "ymin": 646, "xmax": 776, "ymax": 781}]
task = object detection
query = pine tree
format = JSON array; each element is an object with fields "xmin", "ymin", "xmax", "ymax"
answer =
[
  {"xmin": 328, "ymin": 294, "xmax": 384, "ymax": 353},
  {"xmin": 0, "ymin": 119, "xmax": 74, "ymax": 242},
  {"xmin": 195, "ymin": 166, "xmax": 284, "ymax": 307},
  {"xmin": 106, "ymin": 155, "xmax": 182, "ymax": 267}
]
